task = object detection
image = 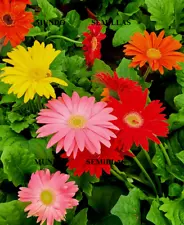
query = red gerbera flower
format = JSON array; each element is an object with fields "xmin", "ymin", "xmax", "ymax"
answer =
[
  {"xmin": 0, "ymin": 0, "xmax": 33, "ymax": 47},
  {"xmin": 82, "ymin": 23, "xmax": 106, "ymax": 67},
  {"xmin": 11, "ymin": 0, "xmax": 31, "ymax": 3},
  {"xmin": 95, "ymin": 71, "xmax": 142, "ymax": 94},
  {"xmin": 61, "ymin": 145, "xmax": 124, "ymax": 178},
  {"xmin": 108, "ymin": 88, "xmax": 169, "ymax": 152}
]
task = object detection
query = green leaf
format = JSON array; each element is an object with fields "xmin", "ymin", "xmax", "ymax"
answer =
[
  {"xmin": 1, "ymin": 143, "xmax": 39, "ymax": 186},
  {"xmin": 0, "ymin": 200, "xmax": 33, "ymax": 225},
  {"xmin": 94, "ymin": 215, "xmax": 122, "ymax": 225},
  {"xmin": 69, "ymin": 208, "xmax": 88, "ymax": 225},
  {"xmin": 176, "ymin": 62, "xmax": 184, "ymax": 92},
  {"xmin": 88, "ymin": 185, "xmax": 122, "ymax": 215},
  {"xmin": 78, "ymin": 18, "xmax": 93, "ymax": 35},
  {"xmin": 176, "ymin": 150, "xmax": 184, "ymax": 164},
  {"xmin": 165, "ymin": 83, "xmax": 181, "ymax": 110},
  {"xmin": 145, "ymin": 0, "xmax": 174, "ymax": 30},
  {"xmin": 152, "ymin": 144, "xmax": 170, "ymax": 183},
  {"xmin": 92, "ymin": 59, "xmax": 113, "ymax": 76},
  {"xmin": 168, "ymin": 164, "xmax": 184, "ymax": 182},
  {"xmin": 65, "ymin": 10, "xmax": 80, "ymax": 29},
  {"xmin": 111, "ymin": 188, "xmax": 147, "ymax": 225},
  {"xmin": 168, "ymin": 108, "xmax": 184, "ymax": 131},
  {"xmin": 173, "ymin": 0, "xmax": 184, "ymax": 32},
  {"xmin": 67, "ymin": 170, "xmax": 99, "ymax": 196},
  {"xmin": 174, "ymin": 93, "xmax": 184, "ymax": 110},
  {"xmin": 124, "ymin": 2, "xmax": 141, "ymax": 16},
  {"xmin": 0, "ymin": 82, "xmax": 9, "ymax": 94},
  {"xmin": 28, "ymin": 139, "xmax": 54, "ymax": 163},
  {"xmin": 116, "ymin": 58, "xmax": 139, "ymax": 80},
  {"xmin": 26, "ymin": 26, "xmax": 49, "ymax": 37},
  {"xmin": 37, "ymin": 0, "xmax": 57, "ymax": 20},
  {"xmin": 146, "ymin": 200, "xmax": 169, "ymax": 225},
  {"xmin": 50, "ymin": 51, "xmax": 66, "ymax": 71},
  {"xmin": 168, "ymin": 183, "xmax": 183, "ymax": 197},
  {"xmin": 160, "ymin": 195, "xmax": 184, "ymax": 225},
  {"xmin": 7, "ymin": 112, "xmax": 24, "ymax": 123},
  {"xmin": 0, "ymin": 94, "xmax": 16, "ymax": 104},
  {"xmin": 0, "ymin": 125, "xmax": 16, "ymax": 152},
  {"xmin": 112, "ymin": 20, "xmax": 145, "ymax": 47},
  {"xmin": 10, "ymin": 114, "xmax": 36, "ymax": 133}
]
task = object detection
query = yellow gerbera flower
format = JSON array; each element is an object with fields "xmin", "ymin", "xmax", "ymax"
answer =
[{"xmin": 0, "ymin": 40, "xmax": 68, "ymax": 103}]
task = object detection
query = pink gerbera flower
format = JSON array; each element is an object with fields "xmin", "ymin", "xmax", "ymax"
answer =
[
  {"xmin": 18, "ymin": 169, "xmax": 79, "ymax": 225},
  {"xmin": 36, "ymin": 92, "xmax": 119, "ymax": 158}
]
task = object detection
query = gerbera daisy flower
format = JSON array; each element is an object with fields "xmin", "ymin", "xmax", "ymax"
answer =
[
  {"xmin": 0, "ymin": 0, "xmax": 33, "ymax": 47},
  {"xmin": 82, "ymin": 23, "xmax": 106, "ymax": 67},
  {"xmin": 95, "ymin": 71, "xmax": 141, "ymax": 96},
  {"xmin": 12, "ymin": 0, "xmax": 31, "ymax": 3},
  {"xmin": 18, "ymin": 169, "xmax": 78, "ymax": 225},
  {"xmin": 61, "ymin": 145, "xmax": 124, "ymax": 178},
  {"xmin": 36, "ymin": 91, "xmax": 119, "ymax": 158},
  {"xmin": 0, "ymin": 40, "xmax": 68, "ymax": 103},
  {"xmin": 123, "ymin": 30, "xmax": 184, "ymax": 74},
  {"xmin": 108, "ymin": 88, "xmax": 169, "ymax": 152}
]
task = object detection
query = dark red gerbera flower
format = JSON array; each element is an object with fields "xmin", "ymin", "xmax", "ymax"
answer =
[
  {"xmin": 82, "ymin": 23, "xmax": 106, "ymax": 67},
  {"xmin": 61, "ymin": 145, "xmax": 126, "ymax": 178},
  {"xmin": 108, "ymin": 88, "xmax": 169, "ymax": 152}
]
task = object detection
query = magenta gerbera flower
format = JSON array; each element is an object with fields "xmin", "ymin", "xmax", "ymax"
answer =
[
  {"xmin": 36, "ymin": 92, "xmax": 119, "ymax": 158},
  {"xmin": 18, "ymin": 169, "xmax": 79, "ymax": 225}
]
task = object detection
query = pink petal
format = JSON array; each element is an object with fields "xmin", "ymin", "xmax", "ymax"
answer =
[{"xmin": 47, "ymin": 128, "xmax": 71, "ymax": 148}]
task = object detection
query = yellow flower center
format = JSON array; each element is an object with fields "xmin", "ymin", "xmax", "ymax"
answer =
[
  {"xmin": 30, "ymin": 68, "xmax": 52, "ymax": 80},
  {"xmin": 40, "ymin": 190, "xmax": 55, "ymax": 206},
  {"xmin": 68, "ymin": 115, "xmax": 87, "ymax": 128},
  {"xmin": 91, "ymin": 37, "xmax": 98, "ymax": 51},
  {"xmin": 147, "ymin": 48, "xmax": 161, "ymax": 59},
  {"xmin": 124, "ymin": 112, "xmax": 143, "ymax": 128},
  {"xmin": 3, "ymin": 14, "xmax": 14, "ymax": 26}
]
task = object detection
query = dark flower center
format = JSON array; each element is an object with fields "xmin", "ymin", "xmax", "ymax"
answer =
[{"xmin": 3, "ymin": 14, "xmax": 14, "ymax": 26}]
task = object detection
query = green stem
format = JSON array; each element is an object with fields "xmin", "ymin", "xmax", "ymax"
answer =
[
  {"xmin": 143, "ymin": 66, "xmax": 151, "ymax": 80},
  {"xmin": 46, "ymin": 35, "xmax": 82, "ymax": 44},
  {"xmin": 131, "ymin": 152, "xmax": 158, "ymax": 196},
  {"xmin": 143, "ymin": 150, "xmax": 162, "ymax": 195},
  {"xmin": 36, "ymin": 95, "xmax": 43, "ymax": 111},
  {"xmin": 110, "ymin": 168, "xmax": 134, "ymax": 189},
  {"xmin": 159, "ymin": 142, "xmax": 172, "ymax": 166}
]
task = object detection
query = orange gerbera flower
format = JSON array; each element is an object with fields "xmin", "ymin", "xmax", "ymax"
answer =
[
  {"xmin": 123, "ymin": 30, "xmax": 184, "ymax": 74},
  {"xmin": 0, "ymin": 0, "xmax": 33, "ymax": 47}
]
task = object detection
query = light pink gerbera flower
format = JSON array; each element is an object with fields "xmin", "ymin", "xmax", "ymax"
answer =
[
  {"xmin": 36, "ymin": 91, "xmax": 119, "ymax": 158},
  {"xmin": 18, "ymin": 169, "xmax": 78, "ymax": 225}
]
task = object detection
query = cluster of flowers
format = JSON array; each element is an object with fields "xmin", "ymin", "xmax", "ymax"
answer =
[{"xmin": 1, "ymin": 1, "xmax": 184, "ymax": 225}]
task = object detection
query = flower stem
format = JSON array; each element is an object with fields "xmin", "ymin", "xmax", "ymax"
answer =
[
  {"xmin": 159, "ymin": 142, "xmax": 172, "ymax": 166},
  {"xmin": 143, "ymin": 66, "xmax": 151, "ymax": 80},
  {"xmin": 111, "ymin": 167, "xmax": 134, "ymax": 189},
  {"xmin": 46, "ymin": 35, "xmax": 82, "ymax": 44},
  {"xmin": 131, "ymin": 151, "xmax": 158, "ymax": 196},
  {"xmin": 142, "ymin": 150, "xmax": 162, "ymax": 195},
  {"xmin": 36, "ymin": 95, "xmax": 43, "ymax": 111}
]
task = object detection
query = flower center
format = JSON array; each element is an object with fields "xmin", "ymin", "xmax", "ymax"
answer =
[
  {"xmin": 91, "ymin": 37, "xmax": 98, "ymax": 51},
  {"xmin": 124, "ymin": 112, "xmax": 143, "ymax": 128},
  {"xmin": 3, "ymin": 14, "xmax": 14, "ymax": 26},
  {"xmin": 30, "ymin": 68, "xmax": 52, "ymax": 80},
  {"xmin": 40, "ymin": 190, "xmax": 55, "ymax": 205},
  {"xmin": 68, "ymin": 115, "xmax": 87, "ymax": 128},
  {"xmin": 147, "ymin": 48, "xmax": 161, "ymax": 59}
]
